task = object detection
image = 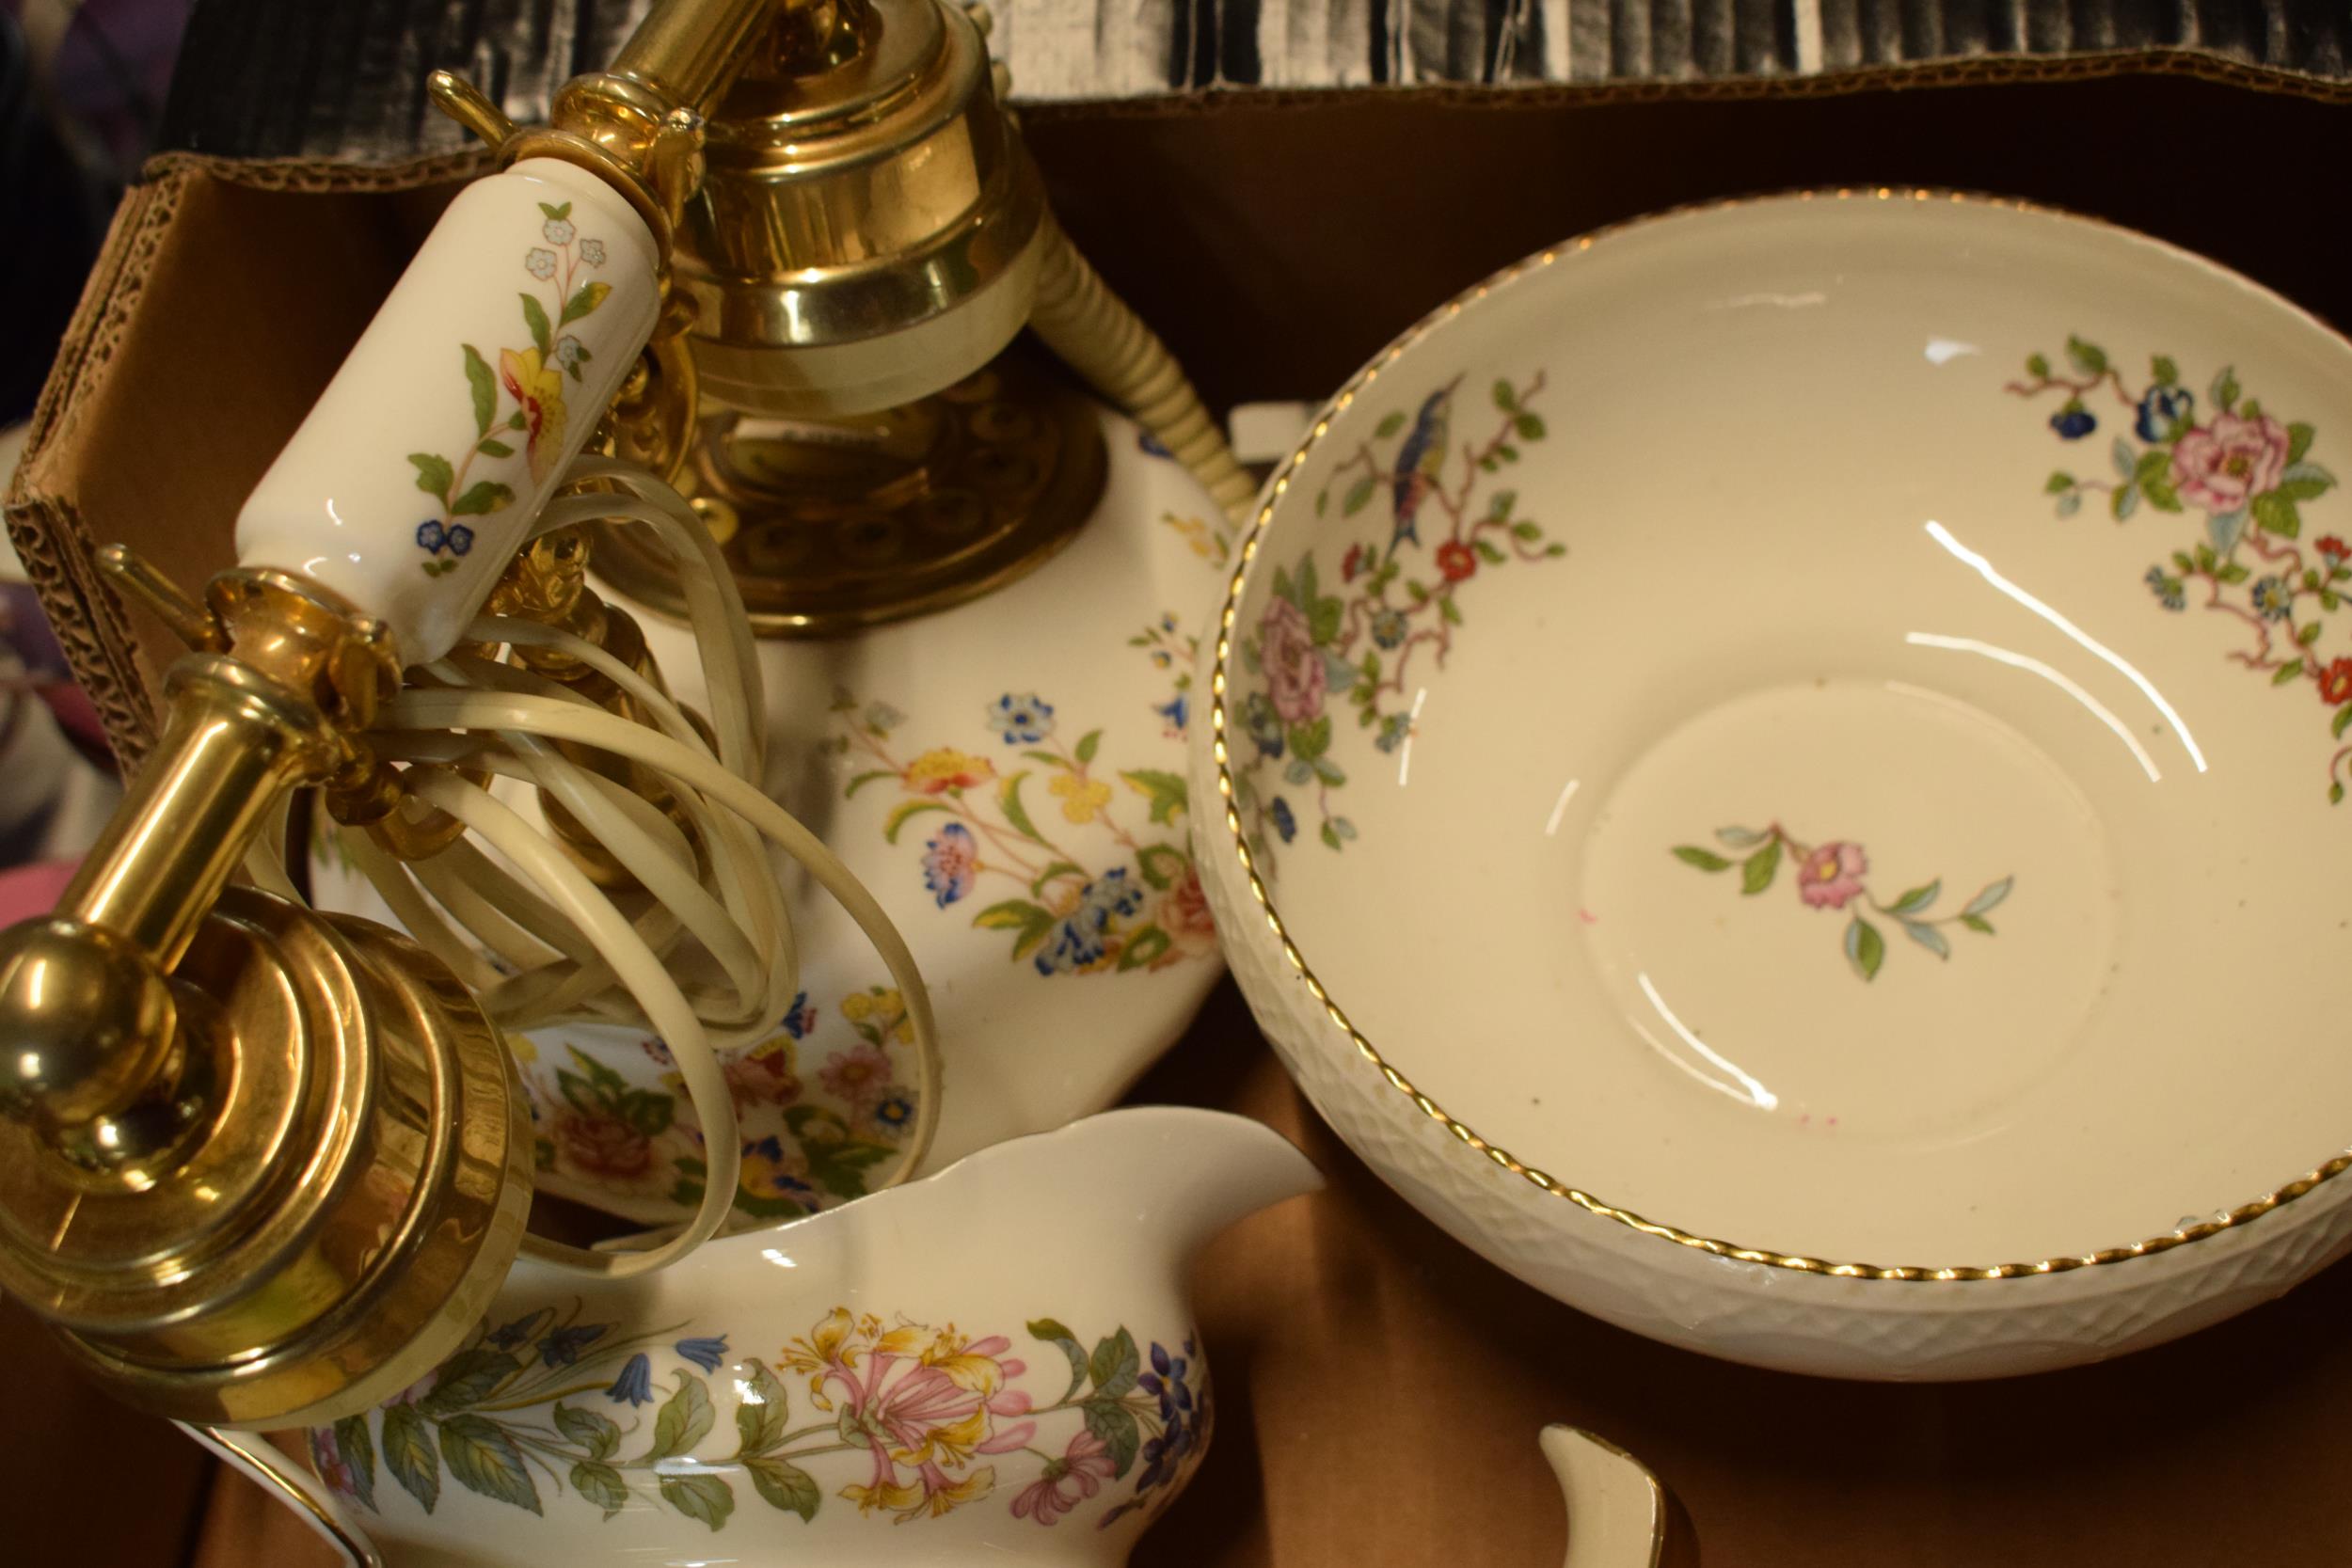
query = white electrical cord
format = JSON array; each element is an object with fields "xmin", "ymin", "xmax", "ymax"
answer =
[{"xmin": 283, "ymin": 458, "xmax": 941, "ymax": 1275}]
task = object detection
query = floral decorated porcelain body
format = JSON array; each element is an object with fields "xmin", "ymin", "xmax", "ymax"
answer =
[
  {"xmin": 313, "ymin": 404, "xmax": 1232, "ymax": 1226},
  {"xmin": 1199, "ymin": 192, "xmax": 2352, "ymax": 1378},
  {"xmin": 298, "ymin": 1107, "xmax": 1319, "ymax": 1565}
]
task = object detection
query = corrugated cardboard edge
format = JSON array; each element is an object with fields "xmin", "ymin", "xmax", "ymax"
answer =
[
  {"xmin": 1022, "ymin": 44, "xmax": 2352, "ymax": 118},
  {"xmin": 1, "ymin": 150, "xmax": 486, "ymax": 769}
]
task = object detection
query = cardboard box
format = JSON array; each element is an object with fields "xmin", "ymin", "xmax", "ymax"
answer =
[{"xmin": 9, "ymin": 73, "xmax": 2352, "ymax": 1566}]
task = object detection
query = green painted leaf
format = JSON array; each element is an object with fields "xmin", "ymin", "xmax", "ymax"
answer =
[
  {"xmin": 462, "ymin": 344, "xmax": 497, "ymax": 436},
  {"xmin": 882, "ymin": 799, "xmax": 952, "ymax": 844},
  {"xmin": 735, "ymin": 1358, "xmax": 789, "ymax": 1455},
  {"xmin": 1715, "ymin": 826, "xmax": 1767, "ymax": 847},
  {"xmin": 520, "ymin": 293, "xmax": 552, "ymax": 356},
  {"xmin": 2251, "ymin": 490, "xmax": 2300, "ymax": 538},
  {"xmin": 1902, "ymin": 921, "xmax": 1951, "ymax": 959},
  {"xmin": 450, "ymin": 481, "xmax": 514, "ymax": 515},
  {"xmin": 1673, "ymin": 846, "xmax": 1732, "ymax": 872},
  {"xmin": 1289, "ymin": 717, "xmax": 1332, "ymax": 761},
  {"xmin": 570, "ymin": 1461, "xmax": 628, "ymax": 1519},
  {"xmin": 1511, "ymin": 520, "xmax": 1542, "ymax": 540},
  {"xmin": 2111, "ymin": 482, "xmax": 2140, "ymax": 522},
  {"xmin": 475, "ymin": 438, "xmax": 515, "ymax": 458},
  {"xmin": 1120, "ymin": 768, "xmax": 1190, "ymax": 826},
  {"xmin": 1489, "ymin": 489, "xmax": 1518, "ymax": 519},
  {"xmin": 2212, "ymin": 365, "xmax": 2240, "ymax": 411},
  {"xmin": 660, "ymin": 1473, "xmax": 735, "ymax": 1531},
  {"xmin": 1374, "ymin": 411, "xmax": 1406, "ymax": 438},
  {"xmin": 407, "ymin": 452, "xmax": 454, "ymax": 499},
  {"xmin": 539, "ymin": 201, "xmax": 572, "ymax": 221},
  {"xmin": 2153, "ymin": 354, "xmax": 2179, "ymax": 387},
  {"xmin": 507, "ymin": 409, "xmax": 527, "ymax": 429},
  {"xmin": 1740, "ymin": 840, "xmax": 1781, "ymax": 895},
  {"xmin": 1135, "ymin": 843, "xmax": 1189, "ymax": 892},
  {"xmin": 421, "ymin": 1347, "xmax": 521, "ymax": 1414},
  {"xmin": 382, "ymin": 1404, "xmax": 438, "ymax": 1514},
  {"xmin": 648, "ymin": 1371, "xmax": 715, "ymax": 1460},
  {"xmin": 973, "ymin": 899, "xmax": 1056, "ymax": 960},
  {"xmin": 1961, "ymin": 913, "xmax": 1995, "ymax": 934},
  {"xmin": 1030, "ymin": 861, "xmax": 1087, "ymax": 897},
  {"xmin": 1963, "ymin": 877, "xmax": 2012, "ymax": 916},
  {"xmin": 333, "ymin": 1417, "xmax": 377, "ymax": 1513},
  {"xmin": 2135, "ymin": 449, "xmax": 2182, "ymax": 512},
  {"xmin": 2334, "ymin": 705, "xmax": 2352, "ymax": 740},
  {"xmin": 745, "ymin": 1457, "xmax": 819, "ymax": 1521},
  {"xmin": 1499, "ymin": 444, "xmax": 1519, "ymax": 463},
  {"xmin": 844, "ymin": 768, "xmax": 898, "ymax": 797},
  {"xmin": 439, "ymin": 1416, "xmax": 540, "ymax": 1514},
  {"xmin": 554, "ymin": 1402, "xmax": 620, "ymax": 1462},
  {"xmin": 561, "ymin": 280, "xmax": 612, "ymax": 325},
  {"xmin": 1472, "ymin": 538, "xmax": 1507, "ymax": 565},
  {"xmin": 998, "ymin": 771, "xmax": 1046, "ymax": 842},
  {"xmin": 1118, "ymin": 925, "xmax": 1173, "ymax": 970},
  {"xmin": 2065, "ymin": 336, "xmax": 2107, "ymax": 376},
  {"xmin": 1515, "ymin": 413, "xmax": 1547, "ymax": 441},
  {"xmin": 2336, "ymin": 781, "xmax": 2346, "ymax": 806},
  {"xmin": 1492, "ymin": 378, "xmax": 1517, "ymax": 412},
  {"xmin": 2280, "ymin": 474, "xmax": 2336, "ymax": 503},
  {"xmin": 2026, "ymin": 352, "xmax": 2051, "ymax": 379},
  {"xmin": 2301, "ymin": 621, "xmax": 2325, "ymax": 644},
  {"xmin": 1089, "ymin": 1326, "xmax": 1139, "ymax": 1398},
  {"xmin": 1341, "ymin": 475, "xmax": 1376, "ymax": 516},
  {"xmin": 2218, "ymin": 562, "xmax": 2251, "ymax": 583},
  {"xmin": 1029, "ymin": 1320, "xmax": 1089, "ymax": 1400},
  {"xmin": 2274, "ymin": 659, "xmax": 2305, "ymax": 685},
  {"xmin": 1889, "ymin": 879, "xmax": 1941, "ymax": 914},
  {"xmin": 1075, "ymin": 729, "xmax": 1102, "ymax": 764},
  {"xmin": 1309, "ymin": 594, "xmax": 1343, "ymax": 645},
  {"xmin": 2044, "ymin": 470, "xmax": 2074, "ymax": 494},
  {"xmin": 2289, "ymin": 422, "xmax": 2317, "ymax": 465},
  {"xmin": 1438, "ymin": 594, "xmax": 1463, "ymax": 626},
  {"xmin": 1845, "ymin": 916, "xmax": 1885, "ymax": 982},
  {"xmin": 1084, "ymin": 1400, "xmax": 1142, "ymax": 1480}
]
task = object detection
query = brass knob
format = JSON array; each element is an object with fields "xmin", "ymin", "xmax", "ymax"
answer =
[{"xmin": 0, "ymin": 919, "xmax": 181, "ymax": 1132}]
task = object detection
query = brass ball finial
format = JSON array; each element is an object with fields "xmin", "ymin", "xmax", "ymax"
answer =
[{"xmin": 0, "ymin": 919, "xmax": 181, "ymax": 1133}]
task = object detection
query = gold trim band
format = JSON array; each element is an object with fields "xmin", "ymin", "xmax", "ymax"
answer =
[{"xmin": 1207, "ymin": 186, "xmax": 2352, "ymax": 1282}]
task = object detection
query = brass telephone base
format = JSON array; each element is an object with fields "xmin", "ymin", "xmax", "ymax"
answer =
[
  {"xmin": 0, "ymin": 889, "xmax": 532, "ymax": 1429},
  {"xmin": 587, "ymin": 343, "xmax": 1106, "ymax": 637}
]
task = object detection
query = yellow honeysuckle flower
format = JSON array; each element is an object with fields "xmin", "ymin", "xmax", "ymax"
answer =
[
  {"xmin": 498, "ymin": 347, "xmax": 569, "ymax": 483},
  {"xmin": 891, "ymin": 1406, "xmax": 988, "ymax": 1468},
  {"xmin": 1050, "ymin": 771, "xmax": 1112, "ymax": 824},
  {"xmin": 841, "ymin": 1477, "xmax": 924, "ymax": 1516},
  {"xmin": 919, "ymin": 1465, "xmax": 994, "ymax": 1518},
  {"xmin": 905, "ymin": 748, "xmax": 993, "ymax": 795}
]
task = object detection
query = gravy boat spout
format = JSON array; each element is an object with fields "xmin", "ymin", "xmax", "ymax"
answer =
[{"xmin": 299, "ymin": 1108, "xmax": 1320, "ymax": 1567}]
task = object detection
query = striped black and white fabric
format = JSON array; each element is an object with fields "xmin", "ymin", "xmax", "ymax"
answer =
[{"xmin": 161, "ymin": 0, "xmax": 2349, "ymax": 162}]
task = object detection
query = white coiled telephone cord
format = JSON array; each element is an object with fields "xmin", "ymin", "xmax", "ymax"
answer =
[{"xmin": 246, "ymin": 456, "xmax": 941, "ymax": 1277}]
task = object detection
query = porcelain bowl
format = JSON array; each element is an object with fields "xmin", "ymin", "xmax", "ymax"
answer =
[{"xmin": 1195, "ymin": 190, "xmax": 2352, "ymax": 1380}]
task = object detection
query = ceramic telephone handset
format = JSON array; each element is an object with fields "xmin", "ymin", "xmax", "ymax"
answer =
[{"xmin": 0, "ymin": 0, "xmax": 1248, "ymax": 1433}]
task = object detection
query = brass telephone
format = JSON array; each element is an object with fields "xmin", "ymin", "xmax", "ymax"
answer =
[{"xmin": 0, "ymin": 0, "xmax": 1245, "ymax": 1431}]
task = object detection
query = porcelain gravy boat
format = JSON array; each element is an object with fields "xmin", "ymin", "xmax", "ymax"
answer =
[{"xmin": 295, "ymin": 1107, "xmax": 1318, "ymax": 1566}]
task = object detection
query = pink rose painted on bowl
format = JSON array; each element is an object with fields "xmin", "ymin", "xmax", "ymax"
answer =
[
  {"xmin": 1796, "ymin": 841, "xmax": 1868, "ymax": 911},
  {"xmin": 1258, "ymin": 595, "xmax": 1327, "ymax": 724},
  {"xmin": 2169, "ymin": 411, "xmax": 2290, "ymax": 514}
]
